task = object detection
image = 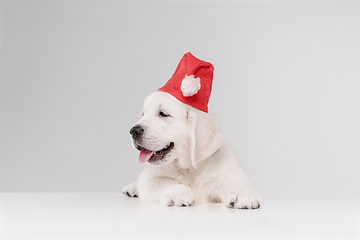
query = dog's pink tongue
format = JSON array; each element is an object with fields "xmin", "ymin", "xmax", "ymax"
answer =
[{"xmin": 139, "ymin": 149, "xmax": 155, "ymax": 163}]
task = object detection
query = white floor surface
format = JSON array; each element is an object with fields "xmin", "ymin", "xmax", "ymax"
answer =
[{"xmin": 0, "ymin": 193, "xmax": 359, "ymax": 240}]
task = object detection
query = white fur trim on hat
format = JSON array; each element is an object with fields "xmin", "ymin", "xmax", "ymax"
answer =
[{"xmin": 180, "ymin": 75, "xmax": 201, "ymax": 97}]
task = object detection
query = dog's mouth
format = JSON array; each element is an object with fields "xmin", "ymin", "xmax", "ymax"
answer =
[{"xmin": 137, "ymin": 142, "xmax": 174, "ymax": 164}]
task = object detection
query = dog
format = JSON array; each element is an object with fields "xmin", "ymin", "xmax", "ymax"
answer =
[
  {"xmin": 123, "ymin": 91, "xmax": 261, "ymax": 209},
  {"xmin": 123, "ymin": 52, "xmax": 261, "ymax": 208}
]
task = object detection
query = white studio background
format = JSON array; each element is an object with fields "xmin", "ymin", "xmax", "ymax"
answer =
[{"xmin": 1, "ymin": 0, "xmax": 359, "ymax": 197}]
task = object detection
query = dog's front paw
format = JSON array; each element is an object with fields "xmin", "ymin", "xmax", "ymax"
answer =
[
  {"xmin": 160, "ymin": 185, "xmax": 195, "ymax": 207},
  {"xmin": 123, "ymin": 182, "xmax": 138, "ymax": 197},
  {"xmin": 226, "ymin": 189, "xmax": 261, "ymax": 209}
]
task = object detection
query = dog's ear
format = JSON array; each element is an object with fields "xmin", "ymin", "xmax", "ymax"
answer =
[{"xmin": 187, "ymin": 109, "xmax": 223, "ymax": 169}]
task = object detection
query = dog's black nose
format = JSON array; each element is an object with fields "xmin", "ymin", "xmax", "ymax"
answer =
[{"xmin": 130, "ymin": 125, "xmax": 144, "ymax": 140}]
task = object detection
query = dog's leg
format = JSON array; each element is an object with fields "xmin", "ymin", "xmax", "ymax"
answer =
[
  {"xmin": 122, "ymin": 181, "xmax": 138, "ymax": 197},
  {"xmin": 223, "ymin": 179, "xmax": 261, "ymax": 209},
  {"xmin": 138, "ymin": 176, "xmax": 195, "ymax": 207},
  {"xmin": 160, "ymin": 184, "xmax": 195, "ymax": 207}
]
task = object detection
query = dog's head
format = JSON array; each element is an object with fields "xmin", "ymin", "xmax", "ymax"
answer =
[{"xmin": 130, "ymin": 91, "xmax": 223, "ymax": 169}]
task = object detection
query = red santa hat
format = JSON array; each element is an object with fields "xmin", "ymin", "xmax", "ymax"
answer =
[{"xmin": 158, "ymin": 52, "xmax": 214, "ymax": 113}]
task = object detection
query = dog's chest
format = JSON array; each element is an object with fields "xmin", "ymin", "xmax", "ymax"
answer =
[{"xmin": 162, "ymin": 166, "xmax": 194, "ymax": 187}]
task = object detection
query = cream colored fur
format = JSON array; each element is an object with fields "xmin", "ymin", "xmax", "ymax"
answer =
[{"xmin": 123, "ymin": 91, "xmax": 261, "ymax": 209}]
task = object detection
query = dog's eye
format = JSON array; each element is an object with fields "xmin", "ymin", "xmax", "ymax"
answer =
[{"xmin": 159, "ymin": 111, "xmax": 170, "ymax": 117}]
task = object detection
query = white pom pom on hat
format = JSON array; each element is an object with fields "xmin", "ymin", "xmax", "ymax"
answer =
[
  {"xmin": 181, "ymin": 75, "xmax": 201, "ymax": 97},
  {"xmin": 158, "ymin": 52, "xmax": 214, "ymax": 113}
]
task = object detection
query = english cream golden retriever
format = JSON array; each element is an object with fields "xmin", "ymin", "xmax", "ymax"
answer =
[{"xmin": 123, "ymin": 91, "xmax": 261, "ymax": 209}]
